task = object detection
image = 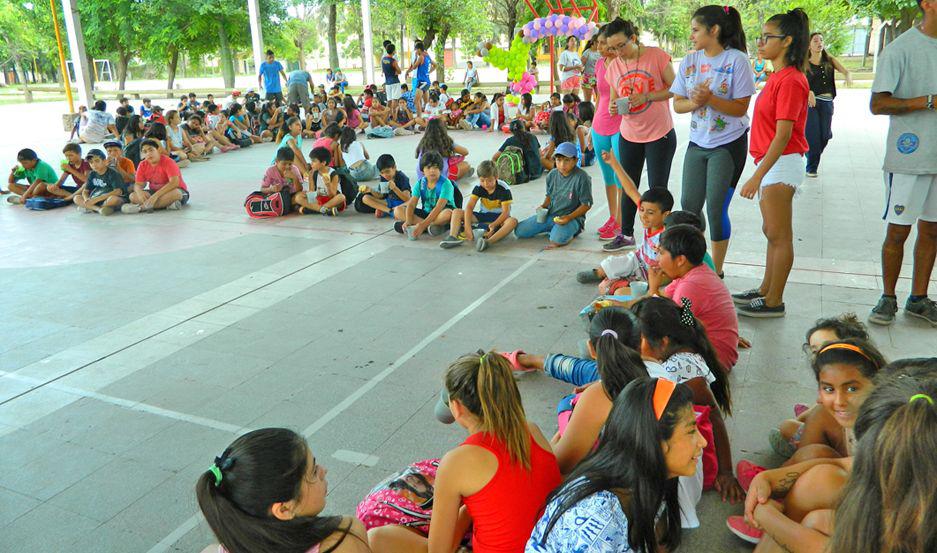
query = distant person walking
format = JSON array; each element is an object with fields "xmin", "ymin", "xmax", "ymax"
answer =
[
  {"xmin": 258, "ymin": 49, "xmax": 287, "ymax": 103},
  {"xmin": 804, "ymin": 32, "xmax": 852, "ymax": 177}
]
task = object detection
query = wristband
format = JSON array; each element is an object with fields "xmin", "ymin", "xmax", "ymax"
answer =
[{"xmin": 927, "ymin": 94, "xmax": 935, "ymax": 111}]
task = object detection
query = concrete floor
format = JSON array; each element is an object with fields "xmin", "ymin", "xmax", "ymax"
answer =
[{"xmin": 1, "ymin": 89, "xmax": 935, "ymax": 552}]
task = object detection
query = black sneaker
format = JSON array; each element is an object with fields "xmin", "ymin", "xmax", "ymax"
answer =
[
  {"xmin": 439, "ymin": 235, "xmax": 463, "ymax": 249},
  {"xmin": 393, "ymin": 221, "xmax": 405, "ymax": 234},
  {"xmin": 602, "ymin": 234, "xmax": 635, "ymax": 252},
  {"xmin": 732, "ymin": 288, "xmax": 764, "ymax": 306},
  {"xmin": 737, "ymin": 297, "xmax": 785, "ymax": 318},
  {"xmin": 868, "ymin": 295, "xmax": 898, "ymax": 326},
  {"xmin": 905, "ymin": 296, "xmax": 937, "ymax": 326},
  {"xmin": 576, "ymin": 269, "xmax": 603, "ymax": 284}
]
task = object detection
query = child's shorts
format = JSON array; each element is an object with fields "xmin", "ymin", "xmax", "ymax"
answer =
[
  {"xmin": 759, "ymin": 153, "xmax": 805, "ymax": 193},
  {"xmin": 386, "ymin": 197, "xmax": 406, "ymax": 211},
  {"xmin": 599, "ymin": 252, "xmax": 647, "ymax": 282},
  {"xmin": 470, "ymin": 211, "xmax": 500, "ymax": 229},
  {"xmin": 312, "ymin": 194, "xmax": 347, "ymax": 211}
]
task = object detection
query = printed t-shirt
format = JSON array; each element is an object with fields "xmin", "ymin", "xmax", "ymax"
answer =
[
  {"xmin": 85, "ymin": 168, "xmax": 127, "ymax": 197},
  {"xmin": 665, "ymin": 264, "xmax": 739, "ymax": 370},
  {"xmin": 311, "ymin": 168, "xmax": 338, "ymax": 196},
  {"xmin": 749, "ymin": 65, "xmax": 809, "ymax": 164},
  {"xmin": 604, "ymin": 47, "xmax": 675, "ymax": 143},
  {"xmin": 592, "ymin": 57, "xmax": 623, "ymax": 136},
  {"xmin": 635, "ymin": 225, "xmax": 663, "ymax": 269},
  {"xmin": 546, "ymin": 166, "xmax": 593, "ymax": 228},
  {"xmin": 259, "ymin": 60, "xmax": 284, "ymax": 93},
  {"xmin": 670, "ymin": 48, "xmax": 755, "ymax": 149},
  {"xmin": 263, "ymin": 165, "xmax": 303, "ymax": 194},
  {"xmin": 644, "ymin": 352, "xmax": 717, "ymax": 385},
  {"xmin": 471, "ymin": 180, "xmax": 512, "ymax": 214},
  {"xmin": 871, "ymin": 27, "xmax": 937, "ymax": 174},
  {"xmin": 558, "ymin": 49, "xmax": 583, "ymax": 82},
  {"xmin": 527, "ymin": 483, "xmax": 634, "ymax": 552},
  {"xmin": 414, "ymin": 177, "xmax": 456, "ymax": 211},
  {"xmin": 134, "ymin": 155, "xmax": 188, "ymax": 191}
]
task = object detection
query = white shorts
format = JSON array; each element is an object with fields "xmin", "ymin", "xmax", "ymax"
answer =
[
  {"xmin": 883, "ymin": 172, "xmax": 937, "ymax": 225},
  {"xmin": 600, "ymin": 252, "xmax": 646, "ymax": 281},
  {"xmin": 758, "ymin": 153, "xmax": 805, "ymax": 191},
  {"xmin": 385, "ymin": 83, "xmax": 402, "ymax": 101}
]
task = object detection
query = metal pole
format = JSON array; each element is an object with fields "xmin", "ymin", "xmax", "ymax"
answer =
[
  {"xmin": 361, "ymin": 0, "xmax": 375, "ymax": 86},
  {"xmin": 49, "ymin": 0, "xmax": 74, "ymax": 112},
  {"xmin": 247, "ymin": 0, "xmax": 264, "ymax": 77}
]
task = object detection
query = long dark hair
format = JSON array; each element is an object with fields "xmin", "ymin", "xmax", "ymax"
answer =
[
  {"xmin": 416, "ymin": 118, "xmax": 455, "ymax": 157},
  {"xmin": 537, "ymin": 378, "xmax": 691, "ymax": 552},
  {"xmin": 339, "ymin": 126, "xmax": 357, "ymax": 153},
  {"xmin": 588, "ymin": 307, "xmax": 646, "ymax": 400},
  {"xmin": 446, "ymin": 351, "xmax": 531, "ymax": 468},
  {"xmin": 693, "ymin": 5, "xmax": 747, "ymax": 53},
  {"xmin": 631, "ymin": 297, "xmax": 732, "ymax": 415},
  {"xmin": 767, "ymin": 8, "xmax": 810, "ymax": 72},
  {"xmin": 809, "ymin": 32, "xmax": 831, "ymax": 67},
  {"xmin": 196, "ymin": 428, "xmax": 353, "ymax": 553},
  {"xmin": 811, "ymin": 337, "xmax": 887, "ymax": 382},
  {"xmin": 548, "ymin": 110, "xmax": 575, "ymax": 146},
  {"xmin": 830, "ymin": 359, "xmax": 937, "ymax": 553},
  {"xmin": 123, "ymin": 114, "xmax": 145, "ymax": 140},
  {"xmin": 342, "ymin": 95, "xmax": 357, "ymax": 114},
  {"xmin": 509, "ymin": 119, "xmax": 534, "ymax": 148},
  {"xmin": 521, "ymin": 92, "xmax": 533, "ymax": 110},
  {"xmin": 144, "ymin": 122, "xmax": 167, "ymax": 141}
]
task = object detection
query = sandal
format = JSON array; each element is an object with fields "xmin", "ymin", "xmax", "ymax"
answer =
[{"xmin": 499, "ymin": 350, "xmax": 529, "ymax": 371}]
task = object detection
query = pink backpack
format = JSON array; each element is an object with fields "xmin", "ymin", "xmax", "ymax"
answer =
[{"xmin": 356, "ymin": 459, "xmax": 439, "ymax": 534}]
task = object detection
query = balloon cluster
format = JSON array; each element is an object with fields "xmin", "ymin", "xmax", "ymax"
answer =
[
  {"xmin": 478, "ymin": 35, "xmax": 531, "ymax": 82},
  {"xmin": 521, "ymin": 15, "xmax": 599, "ymax": 43},
  {"xmin": 510, "ymin": 72, "xmax": 537, "ymax": 95}
]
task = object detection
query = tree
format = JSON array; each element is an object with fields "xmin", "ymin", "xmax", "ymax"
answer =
[
  {"xmin": 0, "ymin": 1, "xmax": 41, "ymax": 101},
  {"xmin": 77, "ymin": 0, "xmax": 140, "ymax": 90},
  {"xmin": 277, "ymin": 1, "xmax": 321, "ymax": 67},
  {"xmin": 850, "ymin": 0, "xmax": 920, "ymax": 49},
  {"xmin": 491, "ymin": 0, "xmax": 522, "ymax": 39}
]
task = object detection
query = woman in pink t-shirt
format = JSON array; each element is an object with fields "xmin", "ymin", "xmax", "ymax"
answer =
[
  {"xmin": 590, "ymin": 25, "xmax": 625, "ymax": 241},
  {"xmin": 604, "ymin": 18, "xmax": 677, "ymax": 252}
]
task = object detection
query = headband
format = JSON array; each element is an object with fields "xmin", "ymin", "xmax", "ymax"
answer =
[
  {"xmin": 679, "ymin": 298, "xmax": 696, "ymax": 327},
  {"xmin": 652, "ymin": 378, "xmax": 677, "ymax": 420},
  {"xmin": 910, "ymin": 393, "xmax": 934, "ymax": 405},
  {"xmin": 601, "ymin": 329, "xmax": 618, "ymax": 339},
  {"xmin": 817, "ymin": 343, "xmax": 871, "ymax": 362}
]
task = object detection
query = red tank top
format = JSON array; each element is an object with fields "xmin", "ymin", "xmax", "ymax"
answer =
[{"xmin": 461, "ymin": 432, "xmax": 561, "ymax": 553}]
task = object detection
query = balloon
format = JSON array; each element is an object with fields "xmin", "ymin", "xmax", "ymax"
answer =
[
  {"xmin": 560, "ymin": 24, "xmax": 568, "ymax": 34},
  {"xmin": 560, "ymin": 15, "xmax": 570, "ymax": 25},
  {"xmin": 544, "ymin": 19, "xmax": 553, "ymax": 29},
  {"xmin": 533, "ymin": 19, "xmax": 541, "ymax": 30}
]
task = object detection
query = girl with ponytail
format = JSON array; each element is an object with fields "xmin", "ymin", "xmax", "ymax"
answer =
[
  {"xmin": 672, "ymin": 5, "xmax": 755, "ymax": 277},
  {"xmin": 734, "ymin": 8, "xmax": 811, "ymax": 318},
  {"xmin": 196, "ymin": 428, "xmax": 369, "ymax": 553},
  {"xmin": 527, "ymin": 378, "xmax": 705, "ymax": 552},
  {"xmin": 368, "ymin": 351, "xmax": 561, "ymax": 553}
]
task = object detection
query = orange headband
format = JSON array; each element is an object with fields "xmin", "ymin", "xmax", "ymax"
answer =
[
  {"xmin": 818, "ymin": 343, "xmax": 871, "ymax": 362},
  {"xmin": 653, "ymin": 378, "xmax": 677, "ymax": 420}
]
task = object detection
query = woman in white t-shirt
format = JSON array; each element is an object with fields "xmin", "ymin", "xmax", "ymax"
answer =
[
  {"xmin": 339, "ymin": 127, "xmax": 377, "ymax": 182},
  {"xmin": 558, "ymin": 36, "xmax": 584, "ymax": 95}
]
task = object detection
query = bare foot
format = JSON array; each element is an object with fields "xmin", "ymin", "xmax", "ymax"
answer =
[{"xmin": 738, "ymin": 336, "xmax": 752, "ymax": 349}]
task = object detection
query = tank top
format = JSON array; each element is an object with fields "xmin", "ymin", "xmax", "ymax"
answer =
[
  {"xmin": 807, "ymin": 60, "xmax": 836, "ymax": 99},
  {"xmin": 382, "ymin": 55, "xmax": 400, "ymax": 85},
  {"xmin": 592, "ymin": 57, "xmax": 622, "ymax": 136},
  {"xmin": 461, "ymin": 432, "xmax": 561, "ymax": 553},
  {"xmin": 417, "ymin": 53, "xmax": 433, "ymax": 82}
]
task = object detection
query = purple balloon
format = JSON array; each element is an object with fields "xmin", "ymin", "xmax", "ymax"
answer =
[
  {"xmin": 560, "ymin": 24, "xmax": 568, "ymax": 34},
  {"xmin": 561, "ymin": 15, "xmax": 570, "ymax": 25}
]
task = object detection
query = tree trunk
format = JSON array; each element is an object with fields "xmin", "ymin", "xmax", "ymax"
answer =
[
  {"xmin": 422, "ymin": 28, "xmax": 437, "ymax": 50},
  {"xmin": 435, "ymin": 24, "xmax": 450, "ymax": 83},
  {"xmin": 862, "ymin": 19, "xmax": 872, "ymax": 67},
  {"xmin": 218, "ymin": 16, "xmax": 235, "ymax": 88},
  {"xmin": 328, "ymin": 2, "xmax": 340, "ymax": 70},
  {"xmin": 606, "ymin": 0, "xmax": 617, "ymax": 20},
  {"xmin": 896, "ymin": 10, "xmax": 914, "ymax": 37},
  {"xmin": 167, "ymin": 47, "xmax": 180, "ymax": 90},
  {"xmin": 117, "ymin": 47, "xmax": 130, "ymax": 91},
  {"xmin": 296, "ymin": 38, "xmax": 306, "ymax": 70},
  {"xmin": 86, "ymin": 51, "xmax": 96, "ymax": 89},
  {"xmin": 10, "ymin": 50, "xmax": 32, "ymax": 102}
]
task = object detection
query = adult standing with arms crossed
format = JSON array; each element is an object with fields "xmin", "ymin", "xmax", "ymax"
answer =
[
  {"xmin": 603, "ymin": 18, "xmax": 677, "ymax": 252},
  {"xmin": 868, "ymin": 0, "xmax": 937, "ymax": 327},
  {"xmin": 258, "ymin": 49, "xmax": 287, "ymax": 103},
  {"xmin": 590, "ymin": 26, "xmax": 625, "ymax": 240},
  {"xmin": 804, "ymin": 32, "xmax": 852, "ymax": 178},
  {"xmin": 381, "ymin": 42, "xmax": 403, "ymax": 113}
]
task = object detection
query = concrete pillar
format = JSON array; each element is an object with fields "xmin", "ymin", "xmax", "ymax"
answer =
[
  {"xmin": 361, "ymin": 0, "xmax": 375, "ymax": 85},
  {"xmin": 247, "ymin": 0, "xmax": 264, "ymax": 75},
  {"xmin": 60, "ymin": 0, "xmax": 93, "ymax": 107}
]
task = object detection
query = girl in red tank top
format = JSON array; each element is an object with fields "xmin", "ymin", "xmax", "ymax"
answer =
[{"xmin": 368, "ymin": 351, "xmax": 561, "ymax": 553}]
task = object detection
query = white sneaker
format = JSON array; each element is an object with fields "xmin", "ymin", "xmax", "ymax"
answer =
[
  {"xmin": 121, "ymin": 203, "xmax": 142, "ymax": 214},
  {"xmin": 76, "ymin": 206, "xmax": 91, "ymax": 213},
  {"xmin": 166, "ymin": 200, "xmax": 182, "ymax": 210}
]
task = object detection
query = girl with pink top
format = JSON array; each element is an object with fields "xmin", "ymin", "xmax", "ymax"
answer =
[
  {"xmin": 604, "ymin": 18, "xmax": 677, "ymax": 252},
  {"xmin": 590, "ymin": 25, "xmax": 625, "ymax": 241}
]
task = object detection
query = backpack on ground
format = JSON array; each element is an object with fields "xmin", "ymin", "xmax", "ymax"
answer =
[
  {"xmin": 24, "ymin": 197, "xmax": 69, "ymax": 211},
  {"xmin": 244, "ymin": 189, "xmax": 291, "ymax": 218},
  {"xmin": 497, "ymin": 146, "xmax": 527, "ymax": 186}
]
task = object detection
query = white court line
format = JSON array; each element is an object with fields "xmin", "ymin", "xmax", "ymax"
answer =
[{"xmin": 146, "ymin": 256, "xmax": 539, "ymax": 553}]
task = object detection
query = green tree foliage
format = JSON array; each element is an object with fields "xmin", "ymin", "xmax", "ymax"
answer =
[{"xmin": 0, "ymin": 0, "xmax": 44, "ymax": 100}]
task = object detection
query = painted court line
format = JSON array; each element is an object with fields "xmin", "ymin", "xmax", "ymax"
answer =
[
  {"xmin": 146, "ymin": 256, "xmax": 539, "ymax": 553},
  {"xmin": 332, "ymin": 450, "xmax": 380, "ymax": 467}
]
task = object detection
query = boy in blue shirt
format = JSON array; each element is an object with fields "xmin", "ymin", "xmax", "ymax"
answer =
[
  {"xmin": 257, "ymin": 49, "xmax": 287, "ymax": 103},
  {"xmin": 357, "ymin": 154, "xmax": 412, "ymax": 218},
  {"xmin": 399, "ymin": 152, "xmax": 456, "ymax": 240}
]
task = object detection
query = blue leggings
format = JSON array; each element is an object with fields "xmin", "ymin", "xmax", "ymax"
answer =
[
  {"xmin": 544, "ymin": 353, "xmax": 599, "ymax": 386},
  {"xmin": 591, "ymin": 128, "xmax": 622, "ymax": 188}
]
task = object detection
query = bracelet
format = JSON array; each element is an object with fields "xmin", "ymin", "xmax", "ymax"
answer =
[{"xmin": 927, "ymin": 94, "xmax": 935, "ymax": 111}]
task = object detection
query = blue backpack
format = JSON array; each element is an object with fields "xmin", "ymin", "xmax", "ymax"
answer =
[{"xmin": 25, "ymin": 197, "xmax": 70, "ymax": 210}]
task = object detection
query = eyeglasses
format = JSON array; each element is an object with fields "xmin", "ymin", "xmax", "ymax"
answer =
[
  {"xmin": 604, "ymin": 40, "xmax": 630, "ymax": 52},
  {"xmin": 757, "ymin": 34, "xmax": 786, "ymax": 43}
]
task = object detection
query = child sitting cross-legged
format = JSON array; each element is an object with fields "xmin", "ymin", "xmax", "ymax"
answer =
[
  {"xmin": 122, "ymin": 139, "xmax": 189, "ymax": 213},
  {"xmin": 397, "ymin": 151, "xmax": 456, "ymax": 240},
  {"xmin": 355, "ymin": 154, "xmax": 411, "ymax": 219},
  {"xmin": 515, "ymin": 142, "xmax": 592, "ymax": 249},
  {"xmin": 6, "ymin": 149, "xmax": 59, "ymax": 205},
  {"xmin": 262, "ymin": 147, "xmax": 304, "ymax": 213},
  {"xmin": 440, "ymin": 160, "xmax": 518, "ymax": 252},
  {"xmin": 48, "ymin": 143, "xmax": 91, "ymax": 202},
  {"xmin": 74, "ymin": 149, "xmax": 127, "ymax": 216},
  {"xmin": 296, "ymin": 147, "xmax": 346, "ymax": 216},
  {"xmin": 577, "ymin": 151, "xmax": 674, "ymax": 293},
  {"xmin": 103, "ymin": 140, "xmax": 136, "ymax": 185}
]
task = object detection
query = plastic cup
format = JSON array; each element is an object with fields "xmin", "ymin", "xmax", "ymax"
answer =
[
  {"xmin": 630, "ymin": 281, "xmax": 649, "ymax": 298},
  {"xmin": 536, "ymin": 207, "xmax": 549, "ymax": 223}
]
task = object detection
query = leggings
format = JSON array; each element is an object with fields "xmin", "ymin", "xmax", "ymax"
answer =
[
  {"xmin": 618, "ymin": 129, "xmax": 677, "ymax": 237},
  {"xmin": 680, "ymin": 132, "xmax": 749, "ymax": 241},
  {"xmin": 591, "ymin": 128, "xmax": 623, "ymax": 187},
  {"xmin": 805, "ymin": 98, "xmax": 834, "ymax": 174}
]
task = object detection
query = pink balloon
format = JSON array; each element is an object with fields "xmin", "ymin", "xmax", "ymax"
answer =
[
  {"xmin": 533, "ymin": 19, "xmax": 541, "ymax": 30},
  {"xmin": 545, "ymin": 19, "xmax": 554, "ymax": 29}
]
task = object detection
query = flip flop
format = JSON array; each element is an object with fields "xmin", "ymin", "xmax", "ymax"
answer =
[{"xmin": 499, "ymin": 349, "xmax": 528, "ymax": 371}]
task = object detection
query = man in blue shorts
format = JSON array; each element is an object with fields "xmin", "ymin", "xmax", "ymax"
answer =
[{"xmin": 405, "ymin": 41, "xmax": 436, "ymax": 116}]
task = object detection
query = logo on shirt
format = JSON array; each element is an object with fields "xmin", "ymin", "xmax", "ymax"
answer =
[
  {"xmin": 710, "ymin": 116, "xmax": 728, "ymax": 132},
  {"xmin": 894, "ymin": 204, "xmax": 905, "ymax": 215},
  {"xmin": 718, "ymin": 80, "xmax": 729, "ymax": 96},
  {"xmin": 700, "ymin": 63, "xmax": 712, "ymax": 74},
  {"xmin": 713, "ymin": 63, "xmax": 735, "ymax": 75},
  {"xmin": 617, "ymin": 71, "xmax": 656, "ymax": 115},
  {"xmin": 896, "ymin": 133, "xmax": 919, "ymax": 154},
  {"xmin": 684, "ymin": 65, "xmax": 697, "ymax": 78}
]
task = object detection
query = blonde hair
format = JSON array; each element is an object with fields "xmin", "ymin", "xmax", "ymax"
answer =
[{"xmin": 446, "ymin": 351, "xmax": 530, "ymax": 468}]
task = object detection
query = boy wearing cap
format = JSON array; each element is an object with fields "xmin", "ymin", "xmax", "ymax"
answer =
[
  {"xmin": 74, "ymin": 149, "xmax": 127, "ymax": 216},
  {"xmin": 104, "ymin": 141, "xmax": 136, "ymax": 184},
  {"xmin": 515, "ymin": 142, "xmax": 592, "ymax": 249}
]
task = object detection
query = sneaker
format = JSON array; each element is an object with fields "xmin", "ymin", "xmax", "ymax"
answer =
[
  {"xmin": 576, "ymin": 269, "xmax": 603, "ymax": 284},
  {"xmin": 121, "ymin": 203, "xmax": 141, "ymax": 214},
  {"xmin": 323, "ymin": 207, "xmax": 339, "ymax": 217},
  {"xmin": 457, "ymin": 119, "xmax": 473, "ymax": 131},
  {"xmin": 439, "ymin": 235, "xmax": 463, "ymax": 249},
  {"xmin": 394, "ymin": 221, "xmax": 405, "ymax": 234},
  {"xmin": 76, "ymin": 206, "xmax": 91, "ymax": 214},
  {"xmin": 598, "ymin": 225, "xmax": 620, "ymax": 241},
  {"xmin": 99, "ymin": 206, "xmax": 114, "ymax": 216},
  {"xmin": 736, "ymin": 460, "xmax": 766, "ymax": 492},
  {"xmin": 602, "ymin": 234, "xmax": 635, "ymax": 252},
  {"xmin": 806, "ymin": 171, "xmax": 818, "ymax": 178},
  {"xmin": 768, "ymin": 428, "xmax": 796, "ymax": 458},
  {"xmin": 427, "ymin": 224, "xmax": 446, "ymax": 237},
  {"xmin": 726, "ymin": 516, "xmax": 763, "ymax": 544},
  {"xmin": 906, "ymin": 296, "xmax": 937, "ymax": 326},
  {"xmin": 475, "ymin": 236, "xmax": 488, "ymax": 252},
  {"xmin": 166, "ymin": 200, "xmax": 182, "ymax": 211},
  {"xmin": 868, "ymin": 295, "xmax": 898, "ymax": 326},
  {"xmin": 732, "ymin": 288, "xmax": 765, "ymax": 306},
  {"xmin": 737, "ymin": 297, "xmax": 785, "ymax": 318},
  {"xmin": 6, "ymin": 196, "xmax": 22, "ymax": 204},
  {"xmin": 596, "ymin": 216, "xmax": 615, "ymax": 235}
]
